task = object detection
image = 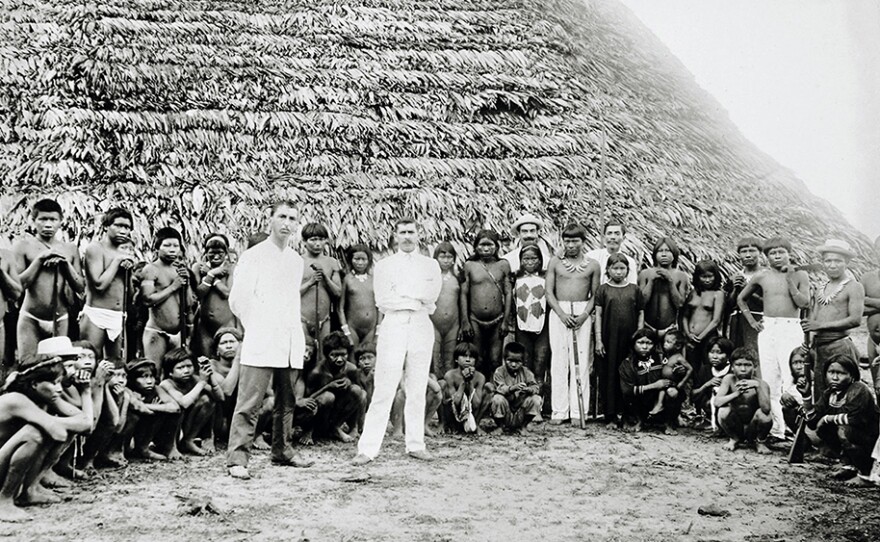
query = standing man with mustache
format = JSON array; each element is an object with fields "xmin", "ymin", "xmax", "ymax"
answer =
[{"xmin": 502, "ymin": 213, "xmax": 554, "ymax": 273}]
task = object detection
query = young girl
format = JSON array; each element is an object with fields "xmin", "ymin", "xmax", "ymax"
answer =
[
  {"xmin": 691, "ymin": 336, "xmax": 734, "ymax": 431},
  {"xmin": 682, "ymin": 259, "xmax": 724, "ymax": 374},
  {"xmin": 431, "ymin": 242, "xmax": 462, "ymax": 377},
  {"xmin": 339, "ymin": 244, "xmax": 379, "ymax": 348},
  {"xmin": 460, "ymin": 230, "xmax": 512, "ymax": 376},
  {"xmin": 159, "ymin": 348, "xmax": 221, "ymax": 456},
  {"xmin": 805, "ymin": 353, "xmax": 880, "ymax": 483},
  {"xmin": 594, "ymin": 253, "xmax": 644, "ymax": 425},
  {"xmin": 656, "ymin": 330, "xmax": 693, "ymax": 420},
  {"xmin": 618, "ymin": 328, "xmax": 676, "ymax": 433},
  {"xmin": 512, "ymin": 245, "xmax": 550, "ymax": 399}
]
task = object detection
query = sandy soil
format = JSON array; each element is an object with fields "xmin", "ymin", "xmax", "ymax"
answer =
[{"xmin": 3, "ymin": 418, "xmax": 879, "ymax": 542}]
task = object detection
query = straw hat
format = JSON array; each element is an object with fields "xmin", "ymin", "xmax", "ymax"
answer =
[
  {"xmin": 816, "ymin": 239, "xmax": 856, "ymax": 259},
  {"xmin": 509, "ymin": 213, "xmax": 545, "ymax": 237},
  {"xmin": 36, "ymin": 337, "xmax": 81, "ymax": 358}
]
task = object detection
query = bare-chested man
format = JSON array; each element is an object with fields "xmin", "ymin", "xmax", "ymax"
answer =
[
  {"xmin": 13, "ymin": 199, "xmax": 85, "ymax": 358},
  {"xmin": 299, "ymin": 223, "xmax": 341, "ymax": 371},
  {"xmin": 192, "ymin": 233, "xmax": 237, "ymax": 357},
  {"xmin": 800, "ymin": 240, "xmax": 864, "ymax": 400},
  {"xmin": 0, "ymin": 249, "xmax": 22, "ymax": 366},
  {"xmin": 140, "ymin": 227, "xmax": 194, "ymax": 364},
  {"xmin": 639, "ymin": 237, "xmax": 687, "ymax": 339},
  {"xmin": 723, "ymin": 237, "xmax": 764, "ymax": 353},
  {"xmin": 737, "ymin": 236, "xmax": 810, "ymax": 440},
  {"xmin": 546, "ymin": 223, "xmax": 600, "ymax": 424},
  {"xmin": 862, "ymin": 235, "xmax": 880, "ymax": 401}
]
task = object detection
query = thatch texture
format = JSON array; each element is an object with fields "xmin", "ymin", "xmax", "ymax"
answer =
[{"xmin": 0, "ymin": 0, "xmax": 872, "ymax": 271}]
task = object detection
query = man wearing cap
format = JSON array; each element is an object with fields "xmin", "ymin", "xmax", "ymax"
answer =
[
  {"xmin": 801, "ymin": 239, "xmax": 864, "ymax": 399},
  {"xmin": 503, "ymin": 213, "xmax": 554, "ymax": 274}
]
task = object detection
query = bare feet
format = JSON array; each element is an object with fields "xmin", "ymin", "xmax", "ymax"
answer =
[
  {"xmin": 722, "ymin": 439, "xmax": 738, "ymax": 452},
  {"xmin": 0, "ymin": 501, "xmax": 31, "ymax": 523},
  {"xmin": 200, "ymin": 439, "xmax": 216, "ymax": 455},
  {"xmin": 94, "ymin": 452, "xmax": 128, "ymax": 469},
  {"xmin": 130, "ymin": 447, "xmax": 167, "ymax": 461},
  {"xmin": 18, "ymin": 486, "xmax": 61, "ymax": 506},
  {"xmin": 755, "ymin": 441, "xmax": 772, "ymax": 455},
  {"xmin": 424, "ymin": 425, "xmax": 437, "ymax": 437},
  {"xmin": 830, "ymin": 466, "xmax": 858, "ymax": 481},
  {"xmin": 165, "ymin": 447, "xmax": 183, "ymax": 461},
  {"xmin": 298, "ymin": 430, "xmax": 315, "ymax": 446},
  {"xmin": 179, "ymin": 439, "xmax": 208, "ymax": 456},
  {"xmin": 253, "ymin": 434, "xmax": 270, "ymax": 450},
  {"xmin": 41, "ymin": 470, "xmax": 72, "ymax": 489},
  {"xmin": 844, "ymin": 476, "xmax": 875, "ymax": 487},
  {"xmin": 390, "ymin": 429, "xmax": 404, "ymax": 441},
  {"xmin": 334, "ymin": 427, "xmax": 355, "ymax": 443}
]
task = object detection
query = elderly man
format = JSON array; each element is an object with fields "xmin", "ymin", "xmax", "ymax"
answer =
[
  {"xmin": 585, "ymin": 217, "xmax": 639, "ymax": 285},
  {"xmin": 502, "ymin": 213, "xmax": 554, "ymax": 273},
  {"xmin": 352, "ymin": 218, "xmax": 442, "ymax": 464},
  {"xmin": 226, "ymin": 200, "xmax": 313, "ymax": 480}
]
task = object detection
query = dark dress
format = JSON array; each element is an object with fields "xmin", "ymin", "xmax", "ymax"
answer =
[
  {"xmin": 808, "ymin": 381, "xmax": 880, "ymax": 474},
  {"xmin": 595, "ymin": 283, "xmax": 644, "ymax": 421}
]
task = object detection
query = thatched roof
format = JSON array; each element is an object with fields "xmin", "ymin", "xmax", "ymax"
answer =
[{"xmin": 0, "ymin": 0, "xmax": 872, "ymax": 271}]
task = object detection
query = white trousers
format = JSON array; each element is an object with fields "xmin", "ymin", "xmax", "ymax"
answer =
[
  {"xmin": 549, "ymin": 302, "xmax": 591, "ymax": 421},
  {"xmin": 357, "ymin": 311, "xmax": 433, "ymax": 459},
  {"xmin": 758, "ymin": 317, "xmax": 801, "ymax": 439}
]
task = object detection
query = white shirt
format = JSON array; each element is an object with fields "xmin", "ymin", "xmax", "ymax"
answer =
[
  {"xmin": 228, "ymin": 239, "xmax": 306, "ymax": 369},
  {"xmin": 585, "ymin": 247, "xmax": 638, "ymax": 285},
  {"xmin": 374, "ymin": 250, "xmax": 442, "ymax": 314}
]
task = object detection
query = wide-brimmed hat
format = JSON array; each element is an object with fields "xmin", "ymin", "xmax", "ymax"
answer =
[
  {"xmin": 816, "ymin": 239, "xmax": 856, "ymax": 259},
  {"xmin": 509, "ymin": 213, "xmax": 545, "ymax": 237},
  {"xmin": 36, "ymin": 337, "xmax": 81, "ymax": 359}
]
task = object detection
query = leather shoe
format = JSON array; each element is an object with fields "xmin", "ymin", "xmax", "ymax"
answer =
[
  {"xmin": 407, "ymin": 449, "xmax": 433, "ymax": 461},
  {"xmin": 350, "ymin": 454, "xmax": 373, "ymax": 466},
  {"xmin": 271, "ymin": 455, "xmax": 314, "ymax": 468}
]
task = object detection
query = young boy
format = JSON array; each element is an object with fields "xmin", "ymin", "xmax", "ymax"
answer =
[
  {"xmin": 0, "ymin": 248, "xmax": 22, "ymax": 367},
  {"xmin": 353, "ymin": 342, "xmax": 376, "ymax": 434},
  {"xmin": 737, "ymin": 236, "xmax": 810, "ymax": 440},
  {"xmin": 723, "ymin": 237, "xmax": 764, "ymax": 352},
  {"xmin": 192, "ymin": 233, "xmax": 237, "ymax": 357},
  {"xmin": 491, "ymin": 342, "xmax": 543, "ymax": 433},
  {"xmin": 13, "ymin": 199, "xmax": 85, "ymax": 357},
  {"xmin": 439, "ymin": 343, "xmax": 492, "ymax": 434},
  {"xmin": 159, "ymin": 347, "xmax": 221, "ymax": 456},
  {"xmin": 295, "ymin": 331, "xmax": 366, "ymax": 445},
  {"xmin": 123, "ymin": 358, "xmax": 182, "ymax": 460},
  {"xmin": 140, "ymin": 227, "xmax": 194, "ymax": 364},
  {"xmin": 713, "ymin": 347, "xmax": 773, "ymax": 453},
  {"xmin": 546, "ymin": 223, "xmax": 599, "ymax": 424},
  {"xmin": 638, "ymin": 237, "xmax": 687, "ymax": 338},
  {"xmin": 299, "ymin": 223, "xmax": 342, "ymax": 366},
  {"xmin": 391, "ymin": 375, "xmax": 443, "ymax": 438}
]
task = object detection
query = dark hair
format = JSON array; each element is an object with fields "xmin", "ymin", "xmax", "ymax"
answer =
[
  {"xmin": 631, "ymin": 327, "xmax": 658, "ymax": 347},
  {"xmin": 301, "ymin": 222, "xmax": 329, "ymax": 241},
  {"xmin": 736, "ymin": 237, "xmax": 763, "ymax": 252},
  {"xmin": 2, "ymin": 358, "xmax": 64, "ymax": 401},
  {"xmin": 453, "ymin": 342, "xmax": 480, "ymax": 362},
  {"xmin": 605, "ymin": 253, "xmax": 629, "ymax": 276},
  {"xmin": 762, "ymin": 236, "xmax": 792, "ymax": 256},
  {"xmin": 652, "ymin": 237, "xmax": 680, "ymax": 268},
  {"xmin": 126, "ymin": 359, "xmax": 157, "ymax": 388},
  {"xmin": 353, "ymin": 342, "xmax": 376, "ymax": 361},
  {"xmin": 730, "ymin": 347, "xmax": 758, "ymax": 364},
  {"xmin": 212, "ymin": 327, "xmax": 243, "ymax": 355},
  {"xmin": 162, "ymin": 347, "xmax": 195, "ymax": 377},
  {"xmin": 468, "ymin": 229, "xmax": 500, "ymax": 261},
  {"xmin": 102, "ymin": 207, "xmax": 133, "ymax": 228},
  {"xmin": 603, "ymin": 217, "xmax": 626, "ymax": 235},
  {"xmin": 692, "ymin": 259, "xmax": 721, "ymax": 293},
  {"xmin": 322, "ymin": 331, "xmax": 352, "ymax": 357},
  {"xmin": 153, "ymin": 227, "xmax": 182, "ymax": 251},
  {"xmin": 72, "ymin": 340, "xmax": 98, "ymax": 360},
  {"xmin": 31, "ymin": 198, "xmax": 63, "ymax": 219},
  {"xmin": 203, "ymin": 233, "xmax": 229, "ymax": 251},
  {"xmin": 346, "ymin": 244, "xmax": 373, "ymax": 271},
  {"xmin": 706, "ymin": 336, "xmax": 735, "ymax": 362},
  {"xmin": 247, "ymin": 232, "xmax": 269, "ymax": 248},
  {"xmin": 788, "ymin": 345, "xmax": 807, "ymax": 369},
  {"xmin": 269, "ymin": 200, "xmax": 296, "ymax": 216},
  {"xmin": 662, "ymin": 329, "xmax": 686, "ymax": 352},
  {"xmin": 517, "ymin": 245, "xmax": 544, "ymax": 277},
  {"xmin": 433, "ymin": 241, "xmax": 457, "ymax": 260},
  {"xmin": 561, "ymin": 223, "xmax": 588, "ymax": 240},
  {"xmin": 394, "ymin": 217, "xmax": 417, "ymax": 231},
  {"xmin": 826, "ymin": 352, "xmax": 860, "ymax": 381},
  {"xmin": 503, "ymin": 341, "xmax": 526, "ymax": 358}
]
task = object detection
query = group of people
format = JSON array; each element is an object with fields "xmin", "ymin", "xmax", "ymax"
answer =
[{"xmin": 1, "ymin": 198, "xmax": 879, "ymax": 522}]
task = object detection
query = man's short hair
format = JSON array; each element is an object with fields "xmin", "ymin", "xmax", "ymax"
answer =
[
  {"xmin": 731, "ymin": 347, "xmax": 758, "ymax": 364},
  {"xmin": 212, "ymin": 327, "xmax": 243, "ymax": 355},
  {"xmin": 31, "ymin": 199, "xmax": 63, "ymax": 219},
  {"xmin": 736, "ymin": 236, "xmax": 763, "ymax": 252},
  {"xmin": 269, "ymin": 199, "xmax": 296, "ymax": 216},
  {"xmin": 762, "ymin": 236, "xmax": 792, "ymax": 255},
  {"xmin": 154, "ymin": 227, "xmax": 183, "ymax": 250},
  {"xmin": 561, "ymin": 223, "xmax": 587, "ymax": 240},
  {"xmin": 603, "ymin": 217, "xmax": 626, "ymax": 235},
  {"xmin": 301, "ymin": 222, "xmax": 329, "ymax": 241},
  {"xmin": 322, "ymin": 331, "xmax": 352, "ymax": 357},
  {"xmin": 102, "ymin": 207, "xmax": 133, "ymax": 228},
  {"xmin": 394, "ymin": 217, "xmax": 417, "ymax": 231},
  {"xmin": 503, "ymin": 341, "xmax": 526, "ymax": 357}
]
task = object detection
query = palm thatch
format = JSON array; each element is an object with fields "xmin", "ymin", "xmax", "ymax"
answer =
[{"xmin": 0, "ymin": 0, "xmax": 872, "ymax": 271}]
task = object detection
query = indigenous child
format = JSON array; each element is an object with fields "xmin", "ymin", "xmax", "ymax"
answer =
[
  {"xmin": 192, "ymin": 233, "xmax": 237, "ymax": 357},
  {"xmin": 691, "ymin": 336, "xmax": 734, "ymax": 431},
  {"xmin": 159, "ymin": 347, "xmax": 221, "ymax": 456},
  {"xmin": 0, "ymin": 355, "xmax": 94, "ymax": 522},
  {"xmin": 682, "ymin": 260, "xmax": 724, "ymax": 374},
  {"xmin": 594, "ymin": 253, "xmax": 645, "ymax": 426},
  {"xmin": 780, "ymin": 346, "xmax": 808, "ymax": 433},
  {"xmin": 713, "ymin": 347, "xmax": 773, "ymax": 453},
  {"xmin": 546, "ymin": 223, "xmax": 600, "ymax": 424},
  {"xmin": 512, "ymin": 245, "xmax": 549, "ymax": 409},
  {"xmin": 140, "ymin": 227, "xmax": 194, "ymax": 364},
  {"xmin": 122, "ymin": 358, "xmax": 182, "ymax": 461},
  {"xmin": 491, "ymin": 342, "xmax": 543, "ymax": 433},
  {"xmin": 804, "ymin": 353, "xmax": 880, "ymax": 483},
  {"xmin": 82, "ymin": 208, "xmax": 137, "ymax": 361},
  {"xmin": 13, "ymin": 199, "xmax": 86, "ymax": 357},
  {"xmin": 638, "ymin": 237, "xmax": 687, "ymax": 338},
  {"xmin": 723, "ymin": 237, "xmax": 764, "ymax": 352},
  {"xmin": 391, "ymin": 375, "xmax": 443, "ymax": 438},
  {"xmin": 353, "ymin": 342, "xmax": 376, "ymax": 434},
  {"xmin": 618, "ymin": 328, "xmax": 678, "ymax": 433},
  {"xmin": 87, "ymin": 364, "xmax": 130, "ymax": 470},
  {"xmin": 0, "ymin": 248, "xmax": 22, "ymax": 367},
  {"xmin": 439, "ymin": 343, "xmax": 492, "ymax": 434},
  {"xmin": 737, "ymin": 236, "xmax": 811, "ymax": 440},
  {"xmin": 295, "ymin": 332, "xmax": 366, "ymax": 445},
  {"xmin": 299, "ymin": 223, "xmax": 342, "ymax": 362},
  {"xmin": 339, "ymin": 244, "xmax": 379, "ymax": 348},
  {"xmin": 430, "ymin": 242, "xmax": 462, "ymax": 377},
  {"xmin": 460, "ymin": 230, "xmax": 512, "ymax": 376},
  {"xmin": 657, "ymin": 329, "xmax": 693, "ymax": 410}
]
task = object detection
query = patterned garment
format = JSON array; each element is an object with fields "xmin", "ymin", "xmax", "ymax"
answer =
[{"xmin": 514, "ymin": 274, "xmax": 546, "ymax": 333}]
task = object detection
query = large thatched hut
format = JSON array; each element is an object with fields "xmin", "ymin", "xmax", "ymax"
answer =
[{"xmin": 0, "ymin": 0, "xmax": 871, "ymax": 271}]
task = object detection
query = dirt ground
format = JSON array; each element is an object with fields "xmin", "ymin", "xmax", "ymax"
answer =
[{"xmin": 3, "ymin": 329, "xmax": 878, "ymax": 542}]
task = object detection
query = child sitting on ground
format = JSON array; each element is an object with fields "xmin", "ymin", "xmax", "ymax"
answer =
[
  {"xmin": 491, "ymin": 342, "xmax": 543, "ymax": 433},
  {"xmin": 780, "ymin": 346, "xmax": 808, "ymax": 433},
  {"xmin": 656, "ymin": 329, "xmax": 692, "ymax": 412},
  {"xmin": 714, "ymin": 347, "xmax": 773, "ymax": 454},
  {"xmin": 159, "ymin": 347, "xmax": 221, "ymax": 456},
  {"xmin": 439, "ymin": 343, "xmax": 492, "ymax": 434},
  {"xmin": 353, "ymin": 342, "xmax": 376, "ymax": 434},
  {"xmin": 804, "ymin": 353, "xmax": 880, "ymax": 484},
  {"xmin": 691, "ymin": 337, "xmax": 734, "ymax": 431},
  {"xmin": 619, "ymin": 328, "xmax": 679, "ymax": 434},
  {"xmin": 123, "ymin": 358, "xmax": 181, "ymax": 461}
]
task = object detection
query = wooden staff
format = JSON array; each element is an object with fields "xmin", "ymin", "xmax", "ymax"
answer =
[{"xmin": 571, "ymin": 302, "xmax": 587, "ymax": 429}]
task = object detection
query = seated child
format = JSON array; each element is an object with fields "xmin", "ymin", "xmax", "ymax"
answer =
[
  {"xmin": 804, "ymin": 353, "xmax": 880, "ymax": 483},
  {"xmin": 657, "ymin": 329, "xmax": 693, "ymax": 408},
  {"xmin": 121, "ymin": 358, "xmax": 181, "ymax": 461},
  {"xmin": 439, "ymin": 343, "xmax": 492, "ymax": 434},
  {"xmin": 619, "ymin": 328, "xmax": 680, "ymax": 434},
  {"xmin": 353, "ymin": 342, "xmax": 376, "ymax": 435},
  {"xmin": 491, "ymin": 342, "xmax": 543, "ymax": 433},
  {"xmin": 159, "ymin": 347, "xmax": 222, "ymax": 456},
  {"xmin": 391, "ymin": 375, "xmax": 443, "ymax": 438},
  {"xmin": 691, "ymin": 337, "xmax": 734, "ymax": 431},
  {"xmin": 90, "ymin": 364, "xmax": 131, "ymax": 469},
  {"xmin": 0, "ymin": 355, "xmax": 94, "ymax": 522},
  {"xmin": 714, "ymin": 347, "xmax": 773, "ymax": 454},
  {"xmin": 295, "ymin": 331, "xmax": 366, "ymax": 445},
  {"xmin": 780, "ymin": 346, "xmax": 808, "ymax": 433}
]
